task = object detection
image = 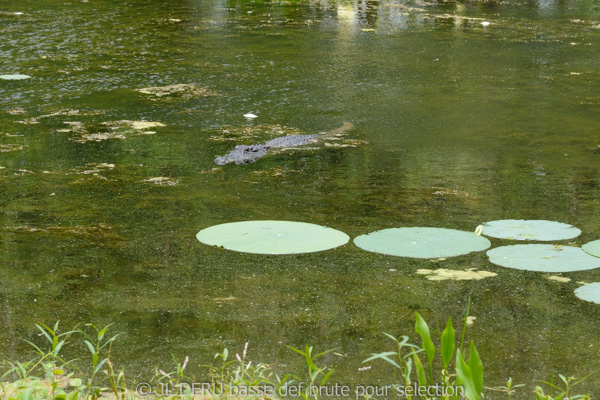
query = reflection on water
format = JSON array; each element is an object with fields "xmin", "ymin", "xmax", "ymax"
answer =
[{"xmin": 1, "ymin": 0, "xmax": 599, "ymax": 395}]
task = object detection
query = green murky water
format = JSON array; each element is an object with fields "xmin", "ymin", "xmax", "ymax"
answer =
[{"xmin": 1, "ymin": 0, "xmax": 600, "ymax": 396}]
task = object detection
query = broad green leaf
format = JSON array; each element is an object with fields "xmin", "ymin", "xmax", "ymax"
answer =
[
  {"xmin": 455, "ymin": 351, "xmax": 480, "ymax": 400},
  {"xmin": 414, "ymin": 313, "xmax": 435, "ymax": 366},
  {"xmin": 354, "ymin": 227, "xmax": 490, "ymax": 259},
  {"xmin": 412, "ymin": 354, "xmax": 427, "ymax": 386},
  {"xmin": 481, "ymin": 219, "xmax": 581, "ymax": 241},
  {"xmin": 69, "ymin": 378, "xmax": 82, "ymax": 387},
  {"xmin": 66, "ymin": 390, "xmax": 81, "ymax": 400},
  {"xmin": 468, "ymin": 341, "xmax": 483, "ymax": 396},
  {"xmin": 487, "ymin": 245, "xmax": 600, "ymax": 272},
  {"xmin": 441, "ymin": 317, "xmax": 455, "ymax": 370},
  {"xmin": 197, "ymin": 221, "xmax": 349, "ymax": 254}
]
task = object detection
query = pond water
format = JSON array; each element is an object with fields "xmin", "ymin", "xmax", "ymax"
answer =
[{"xmin": 1, "ymin": 0, "xmax": 599, "ymax": 396}]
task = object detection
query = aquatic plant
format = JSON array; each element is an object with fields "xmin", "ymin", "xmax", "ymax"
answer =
[
  {"xmin": 0, "ymin": 320, "xmax": 594, "ymax": 400},
  {"xmin": 196, "ymin": 220, "xmax": 350, "ymax": 254},
  {"xmin": 362, "ymin": 301, "xmax": 483, "ymax": 400},
  {"xmin": 582, "ymin": 239, "xmax": 600, "ymax": 258},
  {"xmin": 574, "ymin": 282, "xmax": 600, "ymax": 304},
  {"xmin": 481, "ymin": 220, "xmax": 581, "ymax": 241},
  {"xmin": 284, "ymin": 345, "xmax": 338, "ymax": 400},
  {"xmin": 487, "ymin": 244, "xmax": 600, "ymax": 272},
  {"xmin": 533, "ymin": 373, "xmax": 596, "ymax": 400},
  {"xmin": 354, "ymin": 227, "xmax": 491, "ymax": 258}
]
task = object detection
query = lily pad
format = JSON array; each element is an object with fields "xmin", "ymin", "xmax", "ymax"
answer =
[
  {"xmin": 582, "ymin": 240, "xmax": 600, "ymax": 258},
  {"xmin": 487, "ymin": 244, "xmax": 600, "ymax": 272},
  {"xmin": 353, "ymin": 227, "xmax": 491, "ymax": 259},
  {"xmin": 0, "ymin": 74, "xmax": 31, "ymax": 80},
  {"xmin": 574, "ymin": 282, "xmax": 600, "ymax": 304},
  {"xmin": 481, "ymin": 219, "xmax": 581, "ymax": 241},
  {"xmin": 196, "ymin": 220, "xmax": 349, "ymax": 255}
]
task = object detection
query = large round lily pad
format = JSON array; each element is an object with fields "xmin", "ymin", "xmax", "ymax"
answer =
[
  {"xmin": 353, "ymin": 227, "xmax": 491, "ymax": 259},
  {"xmin": 574, "ymin": 283, "xmax": 600, "ymax": 304},
  {"xmin": 481, "ymin": 219, "xmax": 581, "ymax": 241},
  {"xmin": 0, "ymin": 74, "xmax": 31, "ymax": 80},
  {"xmin": 487, "ymin": 244, "xmax": 600, "ymax": 272},
  {"xmin": 196, "ymin": 220, "xmax": 349, "ymax": 254},
  {"xmin": 582, "ymin": 240, "xmax": 600, "ymax": 258}
]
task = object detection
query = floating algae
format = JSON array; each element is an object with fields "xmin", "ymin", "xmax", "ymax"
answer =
[
  {"xmin": 416, "ymin": 268, "xmax": 497, "ymax": 281},
  {"xmin": 142, "ymin": 177, "xmax": 180, "ymax": 186},
  {"xmin": 547, "ymin": 275, "xmax": 571, "ymax": 283},
  {"xmin": 0, "ymin": 144, "xmax": 25, "ymax": 152},
  {"xmin": 135, "ymin": 84, "xmax": 217, "ymax": 100},
  {"xmin": 0, "ymin": 74, "xmax": 31, "ymax": 80},
  {"xmin": 17, "ymin": 109, "xmax": 103, "ymax": 125},
  {"xmin": 68, "ymin": 120, "xmax": 166, "ymax": 142}
]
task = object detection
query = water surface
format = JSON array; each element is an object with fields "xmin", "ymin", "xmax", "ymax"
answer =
[{"xmin": 1, "ymin": 0, "xmax": 600, "ymax": 396}]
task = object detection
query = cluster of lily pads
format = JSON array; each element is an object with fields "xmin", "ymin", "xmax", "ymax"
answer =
[{"xmin": 196, "ymin": 219, "xmax": 600, "ymax": 305}]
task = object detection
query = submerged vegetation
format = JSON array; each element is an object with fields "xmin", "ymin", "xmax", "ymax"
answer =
[{"xmin": 1, "ymin": 312, "xmax": 594, "ymax": 400}]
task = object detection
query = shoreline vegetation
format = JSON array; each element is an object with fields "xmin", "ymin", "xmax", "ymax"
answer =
[{"xmin": 0, "ymin": 308, "xmax": 594, "ymax": 400}]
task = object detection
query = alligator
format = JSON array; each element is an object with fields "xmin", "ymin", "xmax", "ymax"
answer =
[{"xmin": 214, "ymin": 122, "xmax": 354, "ymax": 165}]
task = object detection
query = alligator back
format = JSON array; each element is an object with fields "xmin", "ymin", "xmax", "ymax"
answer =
[
  {"xmin": 213, "ymin": 122, "xmax": 354, "ymax": 165},
  {"xmin": 264, "ymin": 134, "xmax": 319, "ymax": 148}
]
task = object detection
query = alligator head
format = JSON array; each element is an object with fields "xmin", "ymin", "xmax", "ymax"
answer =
[{"xmin": 214, "ymin": 144, "xmax": 269, "ymax": 165}]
